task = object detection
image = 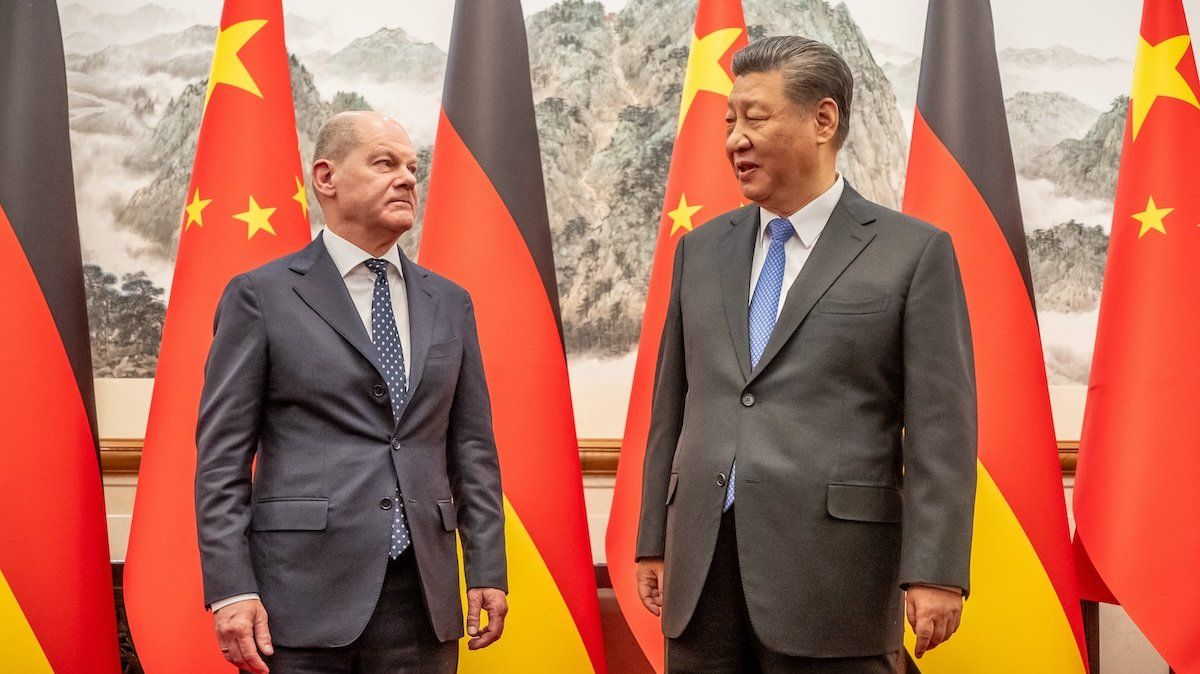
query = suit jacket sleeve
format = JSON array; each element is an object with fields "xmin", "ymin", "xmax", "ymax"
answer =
[
  {"xmin": 898, "ymin": 229, "xmax": 978, "ymax": 596},
  {"xmin": 635, "ymin": 237, "xmax": 688, "ymax": 560},
  {"xmin": 194, "ymin": 273, "xmax": 268, "ymax": 606},
  {"xmin": 447, "ymin": 294, "xmax": 507, "ymax": 591}
]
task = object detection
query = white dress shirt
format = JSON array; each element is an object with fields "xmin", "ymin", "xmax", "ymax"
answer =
[
  {"xmin": 210, "ymin": 227, "xmax": 412, "ymax": 613},
  {"xmin": 748, "ymin": 174, "xmax": 845, "ymax": 316},
  {"xmin": 321, "ymin": 227, "xmax": 412, "ymax": 377}
]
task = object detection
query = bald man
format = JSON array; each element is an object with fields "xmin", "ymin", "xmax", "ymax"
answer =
[{"xmin": 195, "ymin": 112, "xmax": 508, "ymax": 673}]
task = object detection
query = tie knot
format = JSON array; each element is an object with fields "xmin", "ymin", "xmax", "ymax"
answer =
[
  {"xmin": 364, "ymin": 258, "xmax": 389, "ymax": 277},
  {"xmin": 767, "ymin": 217, "xmax": 795, "ymax": 245}
]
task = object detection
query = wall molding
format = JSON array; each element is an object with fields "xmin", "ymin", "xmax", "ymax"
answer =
[{"xmin": 102, "ymin": 438, "xmax": 1083, "ymax": 476}]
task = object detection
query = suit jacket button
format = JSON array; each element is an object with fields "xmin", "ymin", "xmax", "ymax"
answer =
[
  {"xmin": 392, "ymin": 439, "xmax": 402, "ymax": 450},
  {"xmin": 717, "ymin": 473, "xmax": 726, "ymax": 487},
  {"xmin": 373, "ymin": 384, "xmax": 386, "ymax": 398},
  {"xmin": 380, "ymin": 498, "xmax": 393, "ymax": 510},
  {"xmin": 741, "ymin": 393, "xmax": 755, "ymax": 407}
]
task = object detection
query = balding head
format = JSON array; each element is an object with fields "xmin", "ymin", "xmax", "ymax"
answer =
[{"xmin": 314, "ymin": 111, "xmax": 411, "ymax": 163}]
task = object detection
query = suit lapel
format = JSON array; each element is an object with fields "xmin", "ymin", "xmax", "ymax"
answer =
[
  {"xmin": 747, "ymin": 186, "xmax": 878, "ymax": 385},
  {"xmin": 719, "ymin": 205, "xmax": 760, "ymax": 381},
  {"xmin": 398, "ymin": 251, "xmax": 437, "ymax": 398},
  {"xmin": 290, "ymin": 233, "xmax": 386, "ymax": 382}
]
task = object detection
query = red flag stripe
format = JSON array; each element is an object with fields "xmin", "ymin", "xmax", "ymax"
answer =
[
  {"xmin": 0, "ymin": 203, "xmax": 119, "ymax": 672},
  {"xmin": 421, "ymin": 112, "xmax": 606, "ymax": 670}
]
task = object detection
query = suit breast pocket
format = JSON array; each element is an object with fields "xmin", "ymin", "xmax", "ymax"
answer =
[
  {"xmin": 426, "ymin": 337, "xmax": 461, "ymax": 360},
  {"xmin": 815, "ymin": 296, "xmax": 890, "ymax": 315}
]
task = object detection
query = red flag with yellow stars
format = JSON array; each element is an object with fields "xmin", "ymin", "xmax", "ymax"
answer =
[
  {"xmin": 604, "ymin": 0, "xmax": 748, "ymax": 670},
  {"xmin": 122, "ymin": 1, "xmax": 310, "ymax": 670},
  {"xmin": 1073, "ymin": 0, "xmax": 1200, "ymax": 669}
]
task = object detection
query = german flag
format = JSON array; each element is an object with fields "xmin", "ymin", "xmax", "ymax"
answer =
[
  {"xmin": 902, "ymin": 0, "xmax": 1088, "ymax": 671},
  {"xmin": 122, "ymin": 0, "xmax": 311, "ymax": 670},
  {"xmin": 0, "ymin": 2, "xmax": 120, "ymax": 671},
  {"xmin": 418, "ymin": 0, "xmax": 606, "ymax": 671},
  {"xmin": 1073, "ymin": 0, "xmax": 1200, "ymax": 669},
  {"xmin": 604, "ymin": 0, "xmax": 748, "ymax": 670}
]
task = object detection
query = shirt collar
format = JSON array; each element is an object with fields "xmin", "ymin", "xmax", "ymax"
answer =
[
  {"xmin": 758, "ymin": 173, "xmax": 845, "ymax": 248},
  {"xmin": 322, "ymin": 227, "xmax": 405, "ymax": 280}
]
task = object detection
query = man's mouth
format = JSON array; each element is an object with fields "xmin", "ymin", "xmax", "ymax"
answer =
[{"xmin": 735, "ymin": 160, "xmax": 758, "ymax": 180}]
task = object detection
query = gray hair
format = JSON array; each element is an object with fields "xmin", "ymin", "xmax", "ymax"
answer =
[
  {"xmin": 731, "ymin": 36, "xmax": 854, "ymax": 148},
  {"xmin": 313, "ymin": 113, "xmax": 362, "ymax": 163}
]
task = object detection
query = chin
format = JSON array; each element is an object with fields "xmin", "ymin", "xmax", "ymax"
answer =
[{"xmin": 738, "ymin": 183, "xmax": 766, "ymax": 205}]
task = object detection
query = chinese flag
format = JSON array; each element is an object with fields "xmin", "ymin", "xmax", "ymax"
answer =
[
  {"xmin": 604, "ymin": 0, "xmax": 748, "ymax": 670},
  {"xmin": 0, "ymin": 2, "xmax": 120, "ymax": 671},
  {"xmin": 1073, "ymin": 0, "xmax": 1200, "ymax": 670},
  {"xmin": 122, "ymin": 1, "xmax": 311, "ymax": 671},
  {"xmin": 418, "ymin": 0, "xmax": 607, "ymax": 671},
  {"xmin": 902, "ymin": 0, "xmax": 1087, "ymax": 671}
]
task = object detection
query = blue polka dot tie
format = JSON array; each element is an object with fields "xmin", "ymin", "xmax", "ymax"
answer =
[
  {"xmin": 364, "ymin": 258, "xmax": 411, "ymax": 559},
  {"xmin": 726, "ymin": 217, "xmax": 795, "ymax": 512}
]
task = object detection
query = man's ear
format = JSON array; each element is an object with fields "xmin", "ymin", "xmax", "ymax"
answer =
[
  {"xmin": 813, "ymin": 98, "xmax": 840, "ymax": 145},
  {"xmin": 312, "ymin": 159, "xmax": 336, "ymax": 199}
]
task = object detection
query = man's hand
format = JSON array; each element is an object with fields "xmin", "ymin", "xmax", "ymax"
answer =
[
  {"xmin": 466, "ymin": 587, "xmax": 508, "ymax": 650},
  {"xmin": 636, "ymin": 557, "xmax": 665, "ymax": 616},
  {"xmin": 906, "ymin": 584, "xmax": 963, "ymax": 658},
  {"xmin": 214, "ymin": 598, "xmax": 273, "ymax": 673}
]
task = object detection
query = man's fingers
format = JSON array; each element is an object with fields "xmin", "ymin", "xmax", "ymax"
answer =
[
  {"xmin": 913, "ymin": 617, "xmax": 933, "ymax": 658},
  {"xmin": 468, "ymin": 611, "xmax": 506, "ymax": 650},
  {"xmin": 465, "ymin": 593, "xmax": 483, "ymax": 637},
  {"xmin": 926, "ymin": 619, "xmax": 949, "ymax": 653},
  {"xmin": 238, "ymin": 632, "xmax": 270, "ymax": 674},
  {"xmin": 254, "ymin": 609, "xmax": 274, "ymax": 657}
]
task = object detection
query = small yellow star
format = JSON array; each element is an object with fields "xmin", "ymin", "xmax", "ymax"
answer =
[
  {"xmin": 233, "ymin": 195, "xmax": 277, "ymax": 239},
  {"xmin": 1132, "ymin": 196, "xmax": 1172, "ymax": 238},
  {"xmin": 678, "ymin": 27, "xmax": 743, "ymax": 131},
  {"xmin": 205, "ymin": 19, "xmax": 268, "ymax": 112},
  {"xmin": 292, "ymin": 176, "xmax": 308, "ymax": 219},
  {"xmin": 183, "ymin": 188, "xmax": 212, "ymax": 230},
  {"xmin": 668, "ymin": 193, "xmax": 703, "ymax": 236},
  {"xmin": 1130, "ymin": 34, "xmax": 1200, "ymax": 139}
]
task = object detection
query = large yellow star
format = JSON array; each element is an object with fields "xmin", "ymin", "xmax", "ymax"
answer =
[
  {"xmin": 1132, "ymin": 195, "xmax": 1172, "ymax": 237},
  {"xmin": 184, "ymin": 188, "xmax": 212, "ymax": 231},
  {"xmin": 1130, "ymin": 34, "xmax": 1200, "ymax": 139},
  {"xmin": 678, "ymin": 27, "xmax": 743, "ymax": 132},
  {"xmin": 233, "ymin": 195, "xmax": 277, "ymax": 239},
  {"xmin": 204, "ymin": 19, "xmax": 268, "ymax": 112},
  {"xmin": 292, "ymin": 176, "xmax": 308, "ymax": 219},
  {"xmin": 668, "ymin": 193, "xmax": 703, "ymax": 236}
]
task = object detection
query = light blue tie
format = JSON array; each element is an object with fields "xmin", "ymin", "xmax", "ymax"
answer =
[
  {"xmin": 364, "ymin": 258, "xmax": 411, "ymax": 559},
  {"xmin": 725, "ymin": 217, "xmax": 795, "ymax": 512}
]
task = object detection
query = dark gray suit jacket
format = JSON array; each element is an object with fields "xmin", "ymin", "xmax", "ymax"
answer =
[
  {"xmin": 195, "ymin": 233, "xmax": 506, "ymax": 648},
  {"xmin": 636, "ymin": 185, "xmax": 977, "ymax": 657}
]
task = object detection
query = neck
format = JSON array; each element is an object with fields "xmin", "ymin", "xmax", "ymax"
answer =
[
  {"xmin": 763, "ymin": 168, "xmax": 838, "ymax": 217},
  {"xmin": 326, "ymin": 220, "xmax": 401, "ymax": 258}
]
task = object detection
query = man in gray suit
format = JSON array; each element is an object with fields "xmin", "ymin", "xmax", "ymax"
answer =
[
  {"xmin": 636, "ymin": 37, "xmax": 977, "ymax": 672},
  {"xmin": 195, "ymin": 111, "xmax": 507, "ymax": 673}
]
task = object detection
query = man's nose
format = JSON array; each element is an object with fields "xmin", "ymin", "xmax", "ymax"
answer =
[{"xmin": 395, "ymin": 168, "xmax": 416, "ymax": 188}]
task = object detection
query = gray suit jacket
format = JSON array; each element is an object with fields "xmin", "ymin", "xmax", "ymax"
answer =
[
  {"xmin": 195, "ymin": 233, "xmax": 506, "ymax": 648},
  {"xmin": 636, "ymin": 185, "xmax": 977, "ymax": 657}
]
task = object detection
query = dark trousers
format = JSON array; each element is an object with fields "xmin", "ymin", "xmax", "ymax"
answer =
[
  {"xmin": 260, "ymin": 549, "xmax": 458, "ymax": 674},
  {"xmin": 666, "ymin": 508, "xmax": 901, "ymax": 674}
]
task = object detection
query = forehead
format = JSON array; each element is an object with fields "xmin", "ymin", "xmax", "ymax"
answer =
[
  {"xmin": 356, "ymin": 119, "xmax": 416, "ymax": 157},
  {"xmin": 729, "ymin": 70, "xmax": 786, "ymax": 105}
]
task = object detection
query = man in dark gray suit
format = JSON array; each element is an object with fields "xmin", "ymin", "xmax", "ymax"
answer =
[
  {"xmin": 195, "ymin": 111, "xmax": 507, "ymax": 673},
  {"xmin": 636, "ymin": 37, "xmax": 977, "ymax": 672}
]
